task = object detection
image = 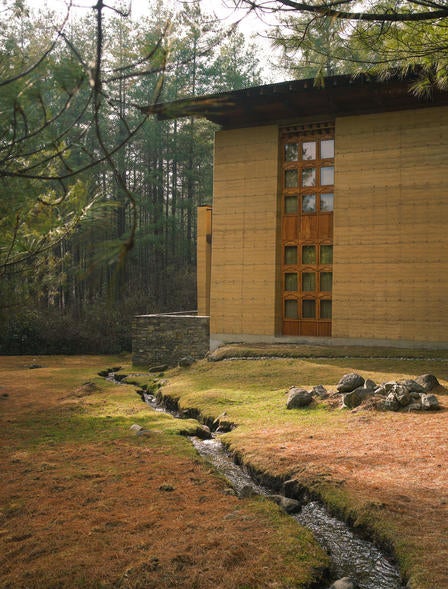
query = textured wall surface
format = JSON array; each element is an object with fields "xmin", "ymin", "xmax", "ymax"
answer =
[
  {"xmin": 210, "ymin": 125, "xmax": 281, "ymax": 336},
  {"xmin": 197, "ymin": 206, "xmax": 212, "ymax": 317},
  {"xmin": 332, "ymin": 106, "xmax": 448, "ymax": 342},
  {"xmin": 207, "ymin": 106, "xmax": 448, "ymax": 345},
  {"xmin": 132, "ymin": 314, "xmax": 210, "ymax": 367}
]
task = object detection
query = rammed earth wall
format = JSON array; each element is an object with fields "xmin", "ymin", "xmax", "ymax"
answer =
[{"xmin": 132, "ymin": 312, "xmax": 210, "ymax": 367}]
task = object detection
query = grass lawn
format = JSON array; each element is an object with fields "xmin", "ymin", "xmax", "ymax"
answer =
[
  {"xmin": 1, "ymin": 348, "xmax": 447, "ymax": 588},
  {"xmin": 0, "ymin": 355, "xmax": 328, "ymax": 589},
  {"xmin": 154, "ymin": 346, "xmax": 448, "ymax": 589}
]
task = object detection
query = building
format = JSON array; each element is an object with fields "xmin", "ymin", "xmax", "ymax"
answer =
[{"xmin": 142, "ymin": 73, "xmax": 448, "ymax": 350}]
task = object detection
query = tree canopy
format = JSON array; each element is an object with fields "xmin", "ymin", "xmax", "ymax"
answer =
[
  {"xmin": 0, "ymin": 0, "xmax": 263, "ymax": 353},
  {"xmin": 236, "ymin": 0, "xmax": 448, "ymax": 93}
]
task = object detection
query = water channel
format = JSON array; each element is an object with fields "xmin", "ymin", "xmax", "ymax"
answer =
[
  {"xmin": 107, "ymin": 373, "xmax": 406, "ymax": 589},
  {"xmin": 190, "ymin": 437, "xmax": 404, "ymax": 589}
]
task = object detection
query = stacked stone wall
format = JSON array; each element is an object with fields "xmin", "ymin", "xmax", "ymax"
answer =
[{"xmin": 132, "ymin": 313, "xmax": 210, "ymax": 367}]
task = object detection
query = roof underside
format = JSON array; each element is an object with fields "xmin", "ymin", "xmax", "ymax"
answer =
[{"xmin": 141, "ymin": 74, "xmax": 448, "ymax": 129}]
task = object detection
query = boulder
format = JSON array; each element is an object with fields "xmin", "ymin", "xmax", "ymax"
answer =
[
  {"xmin": 397, "ymin": 379, "xmax": 426, "ymax": 393},
  {"xmin": 311, "ymin": 384, "xmax": 329, "ymax": 399},
  {"xmin": 336, "ymin": 373, "xmax": 365, "ymax": 393},
  {"xmin": 384, "ymin": 392, "xmax": 400, "ymax": 411},
  {"xmin": 129, "ymin": 423, "xmax": 151, "ymax": 436},
  {"xmin": 383, "ymin": 384, "xmax": 412, "ymax": 408},
  {"xmin": 342, "ymin": 386, "xmax": 374, "ymax": 409},
  {"xmin": 364, "ymin": 378, "xmax": 377, "ymax": 390},
  {"xmin": 420, "ymin": 393, "xmax": 440, "ymax": 410},
  {"xmin": 130, "ymin": 423, "xmax": 144, "ymax": 432},
  {"xmin": 415, "ymin": 374, "xmax": 440, "ymax": 392},
  {"xmin": 395, "ymin": 387, "xmax": 412, "ymax": 407},
  {"xmin": 286, "ymin": 387, "xmax": 314, "ymax": 409},
  {"xmin": 268, "ymin": 494, "xmax": 301, "ymax": 514}
]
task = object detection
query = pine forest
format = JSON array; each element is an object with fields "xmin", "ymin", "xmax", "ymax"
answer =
[{"xmin": 0, "ymin": 0, "xmax": 264, "ymax": 353}]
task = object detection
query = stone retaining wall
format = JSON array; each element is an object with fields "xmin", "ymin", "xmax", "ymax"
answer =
[{"xmin": 132, "ymin": 312, "xmax": 210, "ymax": 367}]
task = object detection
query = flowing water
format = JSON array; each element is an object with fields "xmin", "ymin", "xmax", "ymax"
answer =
[
  {"xmin": 295, "ymin": 502, "xmax": 404, "ymax": 589},
  {"xmin": 106, "ymin": 377, "xmax": 405, "ymax": 589},
  {"xmin": 191, "ymin": 436, "xmax": 405, "ymax": 589}
]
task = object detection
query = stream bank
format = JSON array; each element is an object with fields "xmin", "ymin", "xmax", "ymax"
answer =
[{"xmin": 129, "ymin": 378, "xmax": 407, "ymax": 589}]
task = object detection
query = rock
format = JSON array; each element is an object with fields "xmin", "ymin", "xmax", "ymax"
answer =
[
  {"xmin": 130, "ymin": 424, "xmax": 144, "ymax": 432},
  {"xmin": 268, "ymin": 495, "xmax": 301, "ymax": 514},
  {"xmin": 397, "ymin": 379, "xmax": 426, "ymax": 393},
  {"xmin": 129, "ymin": 423, "xmax": 151, "ymax": 436},
  {"xmin": 159, "ymin": 484, "xmax": 175, "ymax": 492},
  {"xmin": 374, "ymin": 385, "xmax": 387, "ymax": 396},
  {"xmin": 409, "ymin": 391, "xmax": 422, "ymax": 400},
  {"xmin": 371, "ymin": 395, "xmax": 389, "ymax": 410},
  {"xmin": 286, "ymin": 387, "xmax": 314, "ymax": 409},
  {"xmin": 178, "ymin": 356, "xmax": 195, "ymax": 367},
  {"xmin": 406, "ymin": 401, "xmax": 423, "ymax": 412},
  {"xmin": 395, "ymin": 388, "xmax": 411, "ymax": 407},
  {"xmin": 283, "ymin": 479, "xmax": 307, "ymax": 502},
  {"xmin": 384, "ymin": 381, "xmax": 397, "ymax": 393},
  {"xmin": 329, "ymin": 578, "xmax": 357, "ymax": 589},
  {"xmin": 384, "ymin": 392, "xmax": 400, "ymax": 411},
  {"xmin": 364, "ymin": 378, "xmax": 377, "ymax": 390},
  {"xmin": 194, "ymin": 424, "xmax": 212, "ymax": 439},
  {"xmin": 342, "ymin": 386, "xmax": 374, "ymax": 409},
  {"xmin": 415, "ymin": 374, "xmax": 440, "ymax": 392},
  {"xmin": 336, "ymin": 373, "xmax": 365, "ymax": 393},
  {"xmin": 311, "ymin": 384, "xmax": 329, "ymax": 399},
  {"xmin": 148, "ymin": 364, "xmax": 169, "ymax": 373},
  {"xmin": 239, "ymin": 485, "xmax": 257, "ymax": 498},
  {"xmin": 383, "ymin": 384, "xmax": 412, "ymax": 408},
  {"xmin": 420, "ymin": 393, "xmax": 440, "ymax": 410}
]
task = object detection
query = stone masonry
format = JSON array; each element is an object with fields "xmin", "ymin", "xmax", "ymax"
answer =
[{"xmin": 132, "ymin": 312, "xmax": 210, "ymax": 367}]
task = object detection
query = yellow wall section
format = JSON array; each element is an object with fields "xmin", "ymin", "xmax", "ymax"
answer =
[
  {"xmin": 333, "ymin": 106, "xmax": 448, "ymax": 342},
  {"xmin": 210, "ymin": 126, "xmax": 280, "ymax": 335},
  {"xmin": 197, "ymin": 206, "xmax": 212, "ymax": 316}
]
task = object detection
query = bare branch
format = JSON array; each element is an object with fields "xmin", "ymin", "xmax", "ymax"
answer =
[
  {"xmin": 0, "ymin": 1, "xmax": 73, "ymax": 87},
  {"xmin": 238, "ymin": 0, "xmax": 448, "ymax": 22}
]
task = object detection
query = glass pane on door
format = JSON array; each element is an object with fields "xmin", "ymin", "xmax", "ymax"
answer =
[
  {"xmin": 302, "ymin": 300, "xmax": 316, "ymax": 318},
  {"xmin": 285, "ymin": 299, "xmax": 298, "ymax": 319}
]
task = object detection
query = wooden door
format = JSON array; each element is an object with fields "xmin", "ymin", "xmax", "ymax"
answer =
[{"xmin": 281, "ymin": 122, "xmax": 334, "ymax": 336}]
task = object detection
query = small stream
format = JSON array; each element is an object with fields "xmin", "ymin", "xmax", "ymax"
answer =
[
  {"xmin": 191, "ymin": 437, "xmax": 404, "ymax": 589},
  {"xmin": 106, "ymin": 372, "xmax": 406, "ymax": 589}
]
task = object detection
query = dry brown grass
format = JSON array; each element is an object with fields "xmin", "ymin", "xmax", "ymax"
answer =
[
  {"xmin": 161, "ymin": 349, "xmax": 448, "ymax": 589},
  {"xmin": 0, "ymin": 355, "xmax": 328, "ymax": 589}
]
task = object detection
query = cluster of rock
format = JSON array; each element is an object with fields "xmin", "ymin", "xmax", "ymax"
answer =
[{"xmin": 286, "ymin": 373, "xmax": 442, "ymax": 412}]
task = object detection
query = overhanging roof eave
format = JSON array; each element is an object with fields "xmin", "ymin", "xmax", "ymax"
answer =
[{"xmin": 139, "ymin": 73, "xmax": 448, "ymax": 128}]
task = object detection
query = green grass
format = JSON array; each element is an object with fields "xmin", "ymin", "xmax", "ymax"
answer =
[
  {"xmin": 148, "ymin": 354, "xmax": 447, "ymax": 431},
  {"xmin": 4, "ymin": 351, "xmax": 445, "ymax": 588},
  {"xmin": 126, "ymin": 347, "xmax": 448, "ymax": 589},
  {"xmin": 210, "ymin": 343, "xmax": 448, "ymax": 361}
]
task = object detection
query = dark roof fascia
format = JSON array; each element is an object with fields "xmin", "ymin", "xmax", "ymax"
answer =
[{"xmin": 140, "ymin": 73, "xmax": 448, "ymax": 129}]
